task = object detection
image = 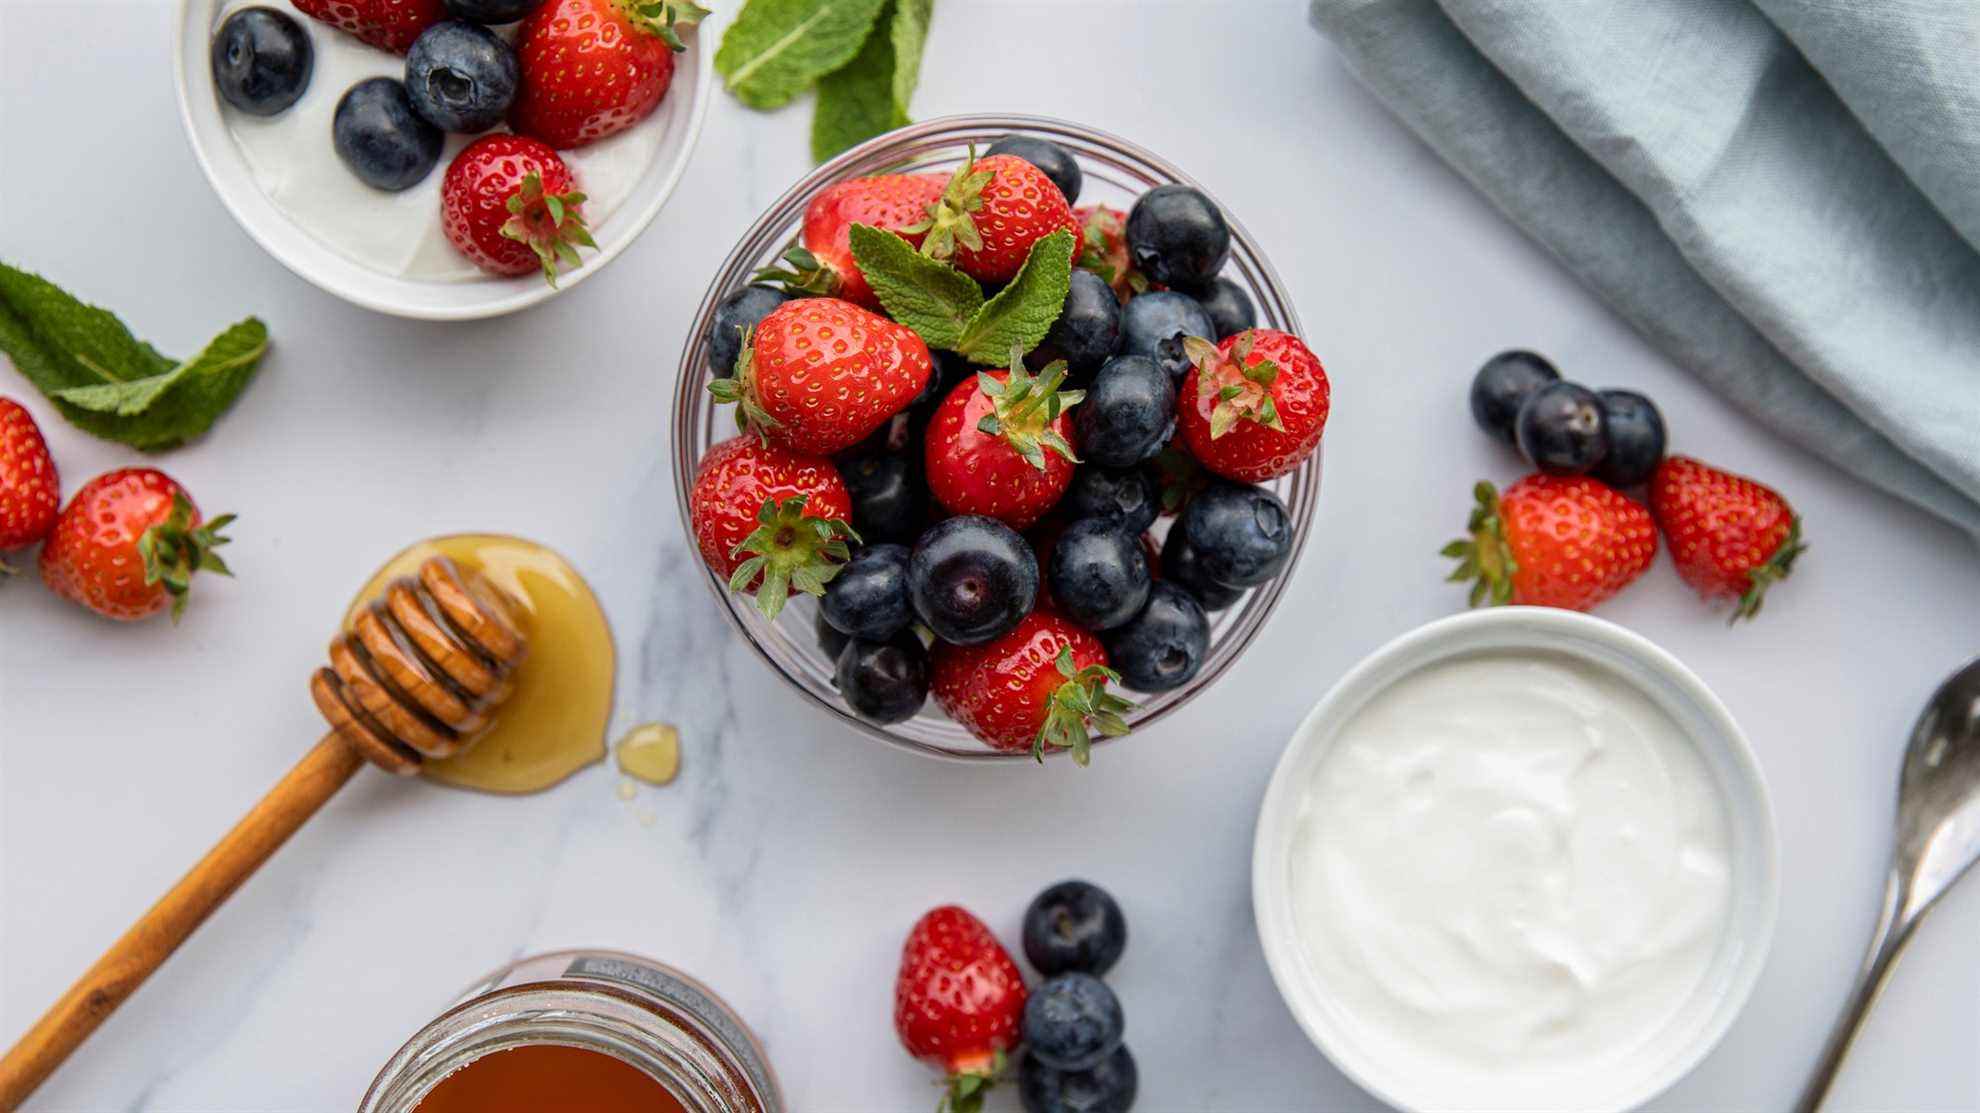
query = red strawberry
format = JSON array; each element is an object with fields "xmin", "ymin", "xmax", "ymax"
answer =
[
  {"xmin": 689, "ymin": 435, "xmax": 855, "ymax": 620},
  {"xmin": 39, "ymin": 469, "xmax": 234, "ymax": 622},
  {"xmin": 1178, "ymin": 329, "xmax": 1330, "ymax": 482},
  {"xmin": 931, "ymin": 610, "xmax": 1132, "ymax": 762},
  {"xmin": 1650, "ymin": 455, "xmax": 1806, "ymax": 622},
  {"xmin": 0, "ymin": 399, "xmax": 60, "ymax": 565},
  {"xmin": 756, "ymin": 173, "xmax": 949, "ymax": 310},
  {"xmin": 710, "ymin": 297, "xmax": 932, "ymax": 456},
  {"xmin": 292, "ymin": 0, "xmax": 444, "ymax": 53},
  {"xmin": 912, "ymin": 152, "xmax": 1084, "ymax": 284},
  {"xmin": 924, "ymin": 355, "xmax": 1083, "ymax": 529},
  {"xmin": 1073, "ymin": 204, "xmax": 1143, "ymax": 302},
  {"xmin": 894, "ymin": 906, "xmax": 1028, "ymax": 1113},
  {"xmin": 510, "ymin": 0, "xmax": 706, "ymax": 149},
  {"xmin": 1445, "ymin": 475, "xmax": 1657, "ymax": 612},
  {"xmin": 441, "ymin": 134, "xmax": 596, "ymax": 285}
]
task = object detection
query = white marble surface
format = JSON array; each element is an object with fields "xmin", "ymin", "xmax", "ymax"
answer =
[{"xmin": 3, "ymin": 2, "xmax": 1978, "ymax": 1110}]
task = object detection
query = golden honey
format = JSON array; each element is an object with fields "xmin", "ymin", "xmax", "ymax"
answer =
[
  {"xmin": 411, "ymin": 1044, "xmax": 686, "ymax": 1113},
  {"xmin": 615, "ymin": 721, "xmax": 681, "ymax": 786}
]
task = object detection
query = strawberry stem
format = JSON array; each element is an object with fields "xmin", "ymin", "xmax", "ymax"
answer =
[
  {"xmin": 937, "ymin": 1049, "xmax": 1005, "ymax": 1113},
  {"xmin": 1186, "ymin": 332, "xmax": 1285, "ymax": 439},
  {"xmin": 751, "ymin": 244, "xmax": 841, "ymax": 298},
  {"xmin": 1442, "ymin": 481, "xmax": 1517, "ymax": 609},
  {"xmin": 906, "ymin": 146, "xmax": 993, "ymax": 263},
  {"xmin": 499, "ymin": 172, "xmax": 596, "ymax": 289},
  {"xmin": 1033, "ymin": 644, "xmax": 1134, "ymax": 765},
  {"xmin": 1731, "ymin": 516, "xmax": 1805, "ymax": 623},
  {"xmin": 625, "ymin": 0, "xmax": 709, "ymax": 51},
  {"xmin": 136, "ymin": 492, "xmax": 235, "ymax": 624},
  {"xmin": 972, "ymin": 349, "xmax": 1084, "ymax": 471},
  {"xmin": 705, "ymin": 326, "xmax": 785, "ymax": 441},
  {"xmin": 725, "ymin": 493, "xmax": 857, "ymax": 620}
]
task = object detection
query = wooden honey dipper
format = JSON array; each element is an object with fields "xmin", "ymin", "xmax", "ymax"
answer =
[{"xmin": 0, "ymin": 557, "xmax": 526, "ymax": 1109}]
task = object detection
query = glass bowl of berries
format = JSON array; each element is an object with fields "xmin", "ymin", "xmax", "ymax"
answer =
[{"xmin": 674, "ymin": 114, "xmax": 1326, "ymax": 761}]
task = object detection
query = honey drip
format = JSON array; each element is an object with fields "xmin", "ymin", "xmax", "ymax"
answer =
[{"xmin": 615, "ymin": 722, "xmax": 681, "ymax": 786}]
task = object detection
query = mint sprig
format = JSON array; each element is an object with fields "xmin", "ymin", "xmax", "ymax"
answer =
[
  {"xmin": 715, "ymin": 0, "xmax": 890, "ymax": 110},
  {"xmin": 850, "ymin": 226, "xmax": 1074, "ymax": 365},
  {"xmin": 954, "ymin": 230, "xmax": 1074, "ymax": 364},
  {"xmin": 812, "ymin": 0, "xmax": 932, "ymax": 161}
]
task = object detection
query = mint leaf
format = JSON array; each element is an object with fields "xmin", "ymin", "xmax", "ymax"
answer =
[
  {"xmin": 887, "ymin": 0, "xmax": 931, "ymax": 126},
  {"xmin": 716, "ymin": 0, "xmax": 890, "ymax": 110},
  {"xmin": 0, "ymin": 262, "xmax": 269, "ymax": 451},
  {"xmin": 811, "ymin": 0, "xmax": 903, "ymax": 162},
  {"xmin": 954, "ymin": 230, "xmax": 1075, "ymax": 365},
  {"xmin": 849, "ymin": 222, "xmax": 982, "ymax": 349}
]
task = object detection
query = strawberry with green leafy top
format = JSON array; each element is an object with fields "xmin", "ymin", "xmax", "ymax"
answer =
[
  {"xmin": 1074, "ymin": 204, "xmax": 1142, "ymax": 302},
  {"xmin": 689, "ymin": 435, "xmax": 856, "ymax": 620},
  {"xmin": 710, "ymin": 297, "xmax": 932, "ymax": 456},
  {"xmin": 1177, "ymin": 328, "xmax": 1329, "ymax": 482},
  {"xmin": 756, "ymin": 173, "xmax": 949, "ymax": 310},
  {"xmin": 894, "ymin": 905, "xmax": 1029, "ymax": 1113},
  {"xmin": 510, "ymin": 0, "xmax": 707, "ymax": 149},
  {"xmin": 39, "ymin": 468, "xmax": 234, "ymax": 622},
  {"xmin": 441, "ymin": 135, "xmax": 596, "ymax": 285},
  {"xmin": 924, "ymin": 352, "xmax": 1084, "ymax": 529},
  {"xmin": 912, "ymin": 152, "xmax": 1084, "ymax": 284},
  {"xmin": 931, "ymin": 611, "xmax": 1132, "ymax": 762},
  {"xmin": 1445, "ymin": 475, "xmax": 1656, "ymax": 612},
  {"xmin": 1651, "ymin": 455, "xmax": 1806, "ymax": 622}
]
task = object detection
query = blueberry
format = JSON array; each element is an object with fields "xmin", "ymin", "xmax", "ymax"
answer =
[
  {"xmin": 1059, "ymin": 467, "xmax": 1157, "ymax": 534},
  {"xmin": 834, "ymin": 634, "xmax": 928, "ymax": 725},
  {"xmin": 1592, "ymin": 389, "xmax": 1666, "ymax": 488},
  {"xmin": 1075, "ymin": 355, "xmax": 1175, "ymax": 468},
  {"xmin": 1023, "ymin": 880, "xmax": 1127, "ymax": 977},
  {"xmin": 908, "ymin": 516, "xmax": 1038, "ymax": 646},
  {"xmin": 1469, "ymin": 350, "xmax": 1560, "ymax": 444},
  {"xmin": 1159, "ymin": 527, "xmax": 1244, "ymax": 611},
  {"xmin": 1126, "ymin": 184, "xmax": 1230, "ymax": 290},
  {"xmin": 706, "ymin": 285, "xmax": 791, "ymax": 378},
  {"xmin": 985, "ymin": 135, "xmax": 1082, "ymax": 203},
  {"xmin": 1195, "ymin": 277, "xmax": 1256, "ymax": 339},
  {"xmin": 822, "ymin": 544, "xmax": 914, "ymax": 641},
  {"xmin": 1047, "ymin": 520, "xmax": 1151, "ymax": 632},
  {"xmin": 332, "ymin": 78, "xmax": 443, "ymax": 191},
  {"xmin": 211, "ymin": 7, "xmax": 313, "ymax": 117},
  {"xmin": 816, "ymin": 607, "xmax": 850, "ymax": 663},
  {"xmin": 404, "ymin": 21, "xmax": 517, "ymax": 133},
  {"xmin": 836, "ymin": 451, "xmax": 925, "ymax": 545},
  {"xmin": 442, "ymin": 0, "xmax": 542, "ymax": 23},
  {"xmin": 1102, "ymin": 581, "xmax": 1209, "ymax": 692},
  {"xmin": 1119, "ymin": 291, "xmax": 1214, "ymax": 380},
  {"xmin": 1515, "ymin": 380, "xmax": 1610, "ymax": 475},
  {"xmin": 1019, "ymin": 1046, "xmax": 1138, "ymax": 1113},
  {"xmin": 1180, "ymin": 482, "xmax": 1291, "ymax": 587},
  {"xmin": 1022, "ymin": 973, "xmax": 1124, "ymax": 1072},
  {"xmin": 1044, "ymin": 271, "xmax": 1122, "ymax": 376}
]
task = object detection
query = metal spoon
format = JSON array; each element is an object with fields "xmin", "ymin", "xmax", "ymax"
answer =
[{"xmin": 1796, "ymin": 655, "xmax": 1980, "ymax": 1112}]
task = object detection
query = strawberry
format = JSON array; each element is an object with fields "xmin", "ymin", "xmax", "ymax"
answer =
[
  {"xmin": 0, "ymin": 398, "xmax": 60, "ymax": 566},
  {"xmin": 510, "ymin": 0, "xmax": 707, "ymax": 149},
  {"xmin": 292, "ymin": 0, "xmax": 444, "ymax": 53},
  {"xmin": 1650, "ymin": 455, "xmax": 1806, "ymax": 622},
  {"xmin": 930, "ymin": 611, "xmax": 1132, "ymax": 763},
  {"xmin": 924, "ymin": 354, "xmax": 1085, "ymax": 529},
  {"xmin": 1177, "ymin": 328, "xmax": 1330, "ymax": 482},
  {"xmin": 39, "ymin": 469, "xmax": 234, "ymax": 622},
  {"xmin": 1445, "ymin": 475, "xmax": 1657, "ymax": 612},
  {"xmin": 894, "ymin": 905, "xmax": 1028, "ymax": 1111},
  {"xmin": 441, "ymin": 134, "xmax": 596, "ymax": 285},
  {"xmin": 755, "ymin": 173, "xmax": 949, "ymax": 310},
  {"xmin": 689, "ymin": 435, "xmax": 856, "ymax": 620},
  {"xmin": 1074, "ymin": 204, "xmax": 1143, "ymax": 302},
  {"xmin": 709, "ymin": 297, "xmax": 932, "ymax": 456},
  {"xmin": 912, "ymin": 152, "xmax": 1084, "ymax": 284}
]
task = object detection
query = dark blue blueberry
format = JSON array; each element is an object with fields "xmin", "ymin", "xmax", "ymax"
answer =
[
  {"xmin": 1044, "ymin": 271, "xmax": 1121, "ymax": 376},
  {"xmin": 1047, "ymin": 520, "xmax": 1151, "ymax": 632},
  {"xmin": 1023, "ymin": 880, "xmax": 1127, "ymax": 977},
  {"xmin": 1469, "ymin": 350, "xmax": 1560, "ymax": 444},
  {"xmin": 816, "ymin": 607, "xmax": 850, "ymax": 663},
  {"xmin": 1120, "ymin": 291, "xmax": 1214, "ymax": 380},
  {"xmin": 404, "ymin": 21, "xmax": 518, "ymax": 133},
  {"xmin": 442, "ymin": 0, "xmax": 543, "ymax": 23},
  {"xmin": 822, "ymin": 544, "xmax": 914, "ymax": 641},
  {"xmin": 836, "ymin": 451, "xmax": 925, "ymax": 545},
  {"xmin": 1102, "ymin": 581, "xmax": 1209, "ymax": 692},
  {"xmin": 908, "ymin": 516, "xmax": 1038, "ymax": 646},
  {"xmin": 1592, "ymin": 389, "xmax": 1666, "ymax": 488},
  {"xmin": 1515, "ymin": 380, "xmax": 1610, "ymax": 475},
  {"xmin": 1059, "ymin": 467, "xmax": 1157, "ymax": 534},
  {"xmin": 834, "ymin": 634, "xmax": 928, "ymax": 725},
  {"xmin": 211, "ymin": 7, "xmax": 313, "ymax": 117},
  {"xmin": 1159, "ymin": 527, "xmax": 1244, "ymax": 611},
  {"xmin": 1075, "ymin": 355, "xmax": 1175, "ymax": 469},
  {"xmin": 706, "ymin": 284, "xmax": 790, "ymax": 378},
  {"xmin": 1022, "ymin": 974, "xmax": 1124, "ymax": 1072},
  {"xmin": 1195, "ymin": 277, "xmax": 1256, "ymax": 339},
  {"xmin": 985, "ymin": 135, "xmax": 1082, "ymax": 203},
  {"xmin": 1180, "ymin": 482, "xmax": 1290, "ymax": 587},
  {"xmin": 1125, "ymin": 184, "xmax": 1229, "ymax": 290},
  {"xmin": 1019, "ymin": 1046, "xmax": 1138, "ymax": 1113},
  {"xmin": 332, "ymin": 78, "xmax": 443, "ymax": 192}
]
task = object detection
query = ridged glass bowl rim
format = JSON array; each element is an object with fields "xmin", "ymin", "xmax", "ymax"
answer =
[{"xmin": 671, "ymin": 113, "xmax": 1320, "ymax": 761}]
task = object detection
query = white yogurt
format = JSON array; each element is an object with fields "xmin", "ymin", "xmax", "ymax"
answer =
[
  {"xmin": 215, "ymin": 0, "xmax": 667, "ymax": 281},
  {"xmin": 1287, "ymin": 650, "xmax": 1732, "ymax": 1110}
]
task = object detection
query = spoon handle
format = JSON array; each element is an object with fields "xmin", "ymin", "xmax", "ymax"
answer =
[{"xmin": 1795, "ymin": 873, "xmax": 1916, "ymax": 1113}]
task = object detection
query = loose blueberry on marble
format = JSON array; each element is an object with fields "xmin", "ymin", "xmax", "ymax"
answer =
[
  {"xmin": 985, "ymin": 134, "xmax": 1083, "ymax": 203},
  {"xmin": 908, "ymin": 515, "xmax": 1038, "ymax": 646},
  {"xmin": 442, "ymin": 0, "xmax": 544, "ymax": 23},
  {"xmin": 211, "ymin": 7, "xmax": 314, "ymax": 117},
  {"xmin": 705, "ymin": 284, "xmax": 791, "ymax": 378},
  {"xmin": 1044, "ymin": 271, "xmax": 1122, "ymax": 377},
  {"xmin": 1023, "ymin": 973, "xmax": 1125, "ymax": 1072},
  {"xmin": 1059, "ymin": 467, "xmax": 1158, "ymax": 534},
  {"xmin": 1469, "ymin": 349, "xmax": 1560, "ymax": 444},
  {"xmin": 1075, "ymin": 355, "xmax": 1175, "ymax": 469},
  {"xmin": 834, "ymin": 634, "xmax": 929, "ymax": 725},
  {"xmin": 1159, "ymin": 527, "xmax": 1244, "ymax": 611},
  {"xmin": 1180, "ymin": 481, "xmax": 1291, "ymax": 587},
  {"xmin": 1019, "ymin": 1046, "xmax": 1138, "ymax": 1113},
  {"xmin": 1120, "ymin": 291, "xmax": 1214, "ymax": 380},
  {"xmin": 1195, "ymin": 277, "xmax": 1256, "ymax": 339},
  {"xmin": 1592, "ymin": 388, "xmax": 1666, "ymax": 488},
  {"xmin": 404, "ymin": 21, "xmax": 518, "ymax": 133},
  {"xmin": 332, "ymin": 77, "xmax": 444, "ymax": 192},
  {"xmin": 1102, "ymin": 580, "xmax": 1209, "ymax": 692},
  {"xmin": 1047, "ymin": 520, "xmax": 1151, "ymax": 632},
  {"xmin": 1126, "ymin": 184, "xmax": 1230, "ymax": 290},
  {"xmin": 837, "ymin": 451, "xmax": 925, "ymax": 546},
  {"xmin": 1515, "ymin": 380, "xmax": 1610, "ymax": 476},
  {"xmin": 822, "ymin": 544, "xmax": 914, "ymax": 641},
  {"xmin": 1023, "ymin": 880, "xmax": 1128, "ymax": 977}
]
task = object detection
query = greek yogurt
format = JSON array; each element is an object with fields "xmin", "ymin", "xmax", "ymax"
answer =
[
  {"xmin": 215, "ymin": 0, "xmax": 667, "ymax": 282},
  {"xmin": 1287, "ymin": 650, "xmax": 1733, "ymax": 1109}
]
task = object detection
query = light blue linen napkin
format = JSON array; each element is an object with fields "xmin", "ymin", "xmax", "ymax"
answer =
[{"xmin": 1309, "ymin": 0, "xmax": 1980, "ymax": 535}]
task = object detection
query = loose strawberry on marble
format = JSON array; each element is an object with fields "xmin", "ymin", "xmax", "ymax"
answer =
[
  {"xmin": 894, "ymin": 905, "xmax": 1030, "ymax": 1113},
  {"xmin": 688, "ymin": 435, "xmax": 855, "ymax": 620},
  {"xmin": 709, "ymin": 297, "xmax": 932, "ymax": 457},
  {"xmin": 913, "ymin": 152, "xmax": 1084, "ymax": 284},
  {"xmin": 293, "ymin": 0, "xmax": 445, "ymax": 52},
  {"xmin": 1445, "ymin": 474, "xmax": 1657, "ymax": 612},
  {"xmin": 441, "ymin": 134, "xmax": 596, "ymax": 284},
  {"xmin": 930, "ymin": 610, "xmax": 1131, "ymax": 763},
  {"xmin": 0, "ymin": 398, "xmax": 59, "ymax": 566},
  {"xmin": 509, "ymin": 0, "xmax": 707, "ymax": 149},
  {"xmin": 755, "ymin": 173, "xmax": 950, "ymax": 310},
  {"xmin": 1651, "ymin": 455, "xmax": 1806, "ymax": 622},
  {"xmin": 924, "ymin": 355, "xmax": 1085, "ymax": 530},
  {"xmin": 39, "ymin": 468, "xmax": 234, "ymax": 622}
]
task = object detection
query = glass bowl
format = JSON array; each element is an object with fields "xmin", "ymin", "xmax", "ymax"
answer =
[{"xmin": 672, "ymin": 114, "xmax": 1322, "ymax": 761}]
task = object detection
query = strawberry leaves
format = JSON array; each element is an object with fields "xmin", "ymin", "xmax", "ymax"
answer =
[
  {"xmin": 727, "ymin": 493, "xmax": 858, "ymax": 620},
  {"xmin": 500, "ymin": 172, "xmax": 597, "ymax": 288},
  {"xmin": 1034, "ymin": 644, "xmax": 1133, "ymax": 765},
  {"xmin": 975, "ymin": 350, "xmax": 1083, "ymax": 471},
  {"xmin": 627, "ymin": 0, "xmax": 710, "ymax": 52},
  {"xmin": 705, "ymin": 326, "xmax": 786, "ymax": 441},
  {"xmin": 1186, "ymin": 332, "xmax": 1285, "ymax": 440},
  {"xmin": 850, "ymin": 225, "xmax": 1074, "ymax": 364},
  {"xmin": 137, "ymin": 492, "xmax": 236, "ymax": 623},
  {"xmin": 1443, "ymin": 481, "xmax": 1517, "ymax": 608}
]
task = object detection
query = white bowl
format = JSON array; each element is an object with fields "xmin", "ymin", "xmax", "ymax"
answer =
[
  {"xmin": 173, "ymin": 0, "xmax": 712, "ymax": 320},
  {"xmin": 1252, "ymin": 608, "xmax": 1779, "ymax": 1112}
]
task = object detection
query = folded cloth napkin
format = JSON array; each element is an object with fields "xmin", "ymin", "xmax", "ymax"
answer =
[{"xmin": 1310, "ymin": 0, "xmax": 1980, "ymax": 535}]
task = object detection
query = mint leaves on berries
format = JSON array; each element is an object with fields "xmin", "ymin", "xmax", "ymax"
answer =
[
  {"xmin": 851, "ymin": 226, "xmax": 1074, "ymax": 365},
  {"xmin": 955, "ymin": 230, "xmax": 1074, "ymax": 363},
  {"xmin": 715, "ymin": 0, "xmax": 890, "ymax": 110},
  {"xmin": 0, "ymin": 262, "xmax": 268, "ymax": 451}
]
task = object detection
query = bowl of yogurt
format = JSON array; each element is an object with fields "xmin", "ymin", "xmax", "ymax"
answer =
[
  {"xmin": 1252, "ymin": 608, "xmax": 1778, "ymax": 1112},
  {"xmin": 173, "ymin": 0, "xmax": 713, "ymax": 320}
]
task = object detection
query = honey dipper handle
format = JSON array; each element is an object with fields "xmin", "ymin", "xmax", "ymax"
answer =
[{"xmin": 0, "ymin": 734, "xmax": 364, "ymax": 1110}]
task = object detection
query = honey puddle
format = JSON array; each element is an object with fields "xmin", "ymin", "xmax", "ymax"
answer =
[
  {"xmin": 615, "ymin": 722, "xmax": 680, "ymax": 786},
  {"xmin": 347, "ymin": 534, "xmax": 613, "ymax": 794}
]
